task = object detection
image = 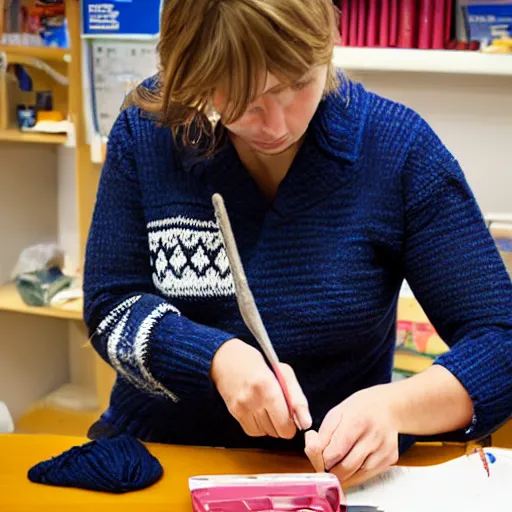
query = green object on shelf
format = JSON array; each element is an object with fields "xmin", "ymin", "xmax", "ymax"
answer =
[{"xmin": 16, "ymin": 266, "xmax": 72, "ymax": 307}]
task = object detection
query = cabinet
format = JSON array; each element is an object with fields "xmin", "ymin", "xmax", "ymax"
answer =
[{"xmin": 0, "ymin": 0, "xmax": 113, "ymax": 436}]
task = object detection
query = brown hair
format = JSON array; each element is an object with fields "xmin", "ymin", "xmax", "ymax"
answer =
[{"xmin": 128, "ymin": 0, "xmax": 340, "ymax": 151}]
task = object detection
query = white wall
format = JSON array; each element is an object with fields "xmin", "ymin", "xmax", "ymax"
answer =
[
  {"xmin": 0, "ymin": 143, "xmax": 69, "ymax": 421},
  {"xmin": 0, "ymin": 143, "xmax": 59, "ymax": 283},
  {"xmin": 57, "ymin": 146, "xmax": 80, "ymax": 269},
  {"xmin": 348, "ymin": 71, "xmax": 512, "ymax": 214},
  {"xmin": 56, "ymin": 148, "xmax": 96, "ymax": 404},
  {"xmin": 0, "ymin": 313, "xmax": 69, "ymax": 421}
]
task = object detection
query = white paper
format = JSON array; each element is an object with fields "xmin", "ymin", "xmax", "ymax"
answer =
[
  {"xmin": 345, "ymin": 448, "xmax": 512, "ymax": 512},
  {"xmin": 90, "ymin": 40, "xmax": 159, "ymax": 138}
]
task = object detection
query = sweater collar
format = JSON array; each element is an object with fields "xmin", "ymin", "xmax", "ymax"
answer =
[
  {"xmin": 180, "ymin": 79, "xmax": 368, "ymax": 220},
  {"xmin": 312, "ymin": 77, "xmax": 367, "ymax": 165}
]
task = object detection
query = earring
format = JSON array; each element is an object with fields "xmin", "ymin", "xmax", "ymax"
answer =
[
  {"xmin": 206, "ymin": 104, "xmax": 221, "ymax": 131},
  {"xmin": 191, "ymin": 134, "xmax": 200, "ymax": 146}
]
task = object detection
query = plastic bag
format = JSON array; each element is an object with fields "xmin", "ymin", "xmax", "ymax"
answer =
[{"xmin": 10, "ymin": 243, "xmax": 64, "ymax": 280}]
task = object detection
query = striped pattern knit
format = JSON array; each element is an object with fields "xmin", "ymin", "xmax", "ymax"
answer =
[{"xmin": 84, "ymin": 76, "xmax": 512, "ymax": 452}]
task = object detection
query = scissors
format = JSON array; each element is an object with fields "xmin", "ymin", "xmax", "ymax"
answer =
[{"xmin": 212, "ymin": 193, "xmax": 302, "ymax": 430}]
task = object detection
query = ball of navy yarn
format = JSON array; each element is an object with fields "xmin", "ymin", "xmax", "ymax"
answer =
[{"xmin": 28, "ymin": 434, "xmax": 163, "ymax": 493}]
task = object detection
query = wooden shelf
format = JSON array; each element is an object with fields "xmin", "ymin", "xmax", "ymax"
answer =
[
  {"xmin": 333, "ymin": 46, "xmax": 512, "ymax": 76},
  {"xmin": 0, "ymin": 129, "xmax": 67, "ymax": 144},
  {"xmin": 16, "ymin": 383, "xmax": 100, "ymax": 436},
  {"xmin": 0, "ymin": 283, "xmax": 83, "ymax": 321},
  {"xmin": 0, "ymin": 44, "xmax": 70, "ymax": 62},
  {"xmin": 16, "ymin": 404, "xmax": 99, "ymax": 437}
]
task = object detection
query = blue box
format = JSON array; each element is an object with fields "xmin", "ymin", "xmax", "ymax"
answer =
[
  {"xmin": 466, "ymin": 4, "xmax": 512, "ymax": 43},
  {"xmin": 82, "ymin": 0, "xmax": 163, "ymax": 38}
]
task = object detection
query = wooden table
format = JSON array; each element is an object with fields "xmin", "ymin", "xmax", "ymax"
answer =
[{"xmin": 0, "ymin": 434, "xmax": 470, "ymax": 512}]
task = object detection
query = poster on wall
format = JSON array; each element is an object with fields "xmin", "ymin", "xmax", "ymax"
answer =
[
  {"xmin": 90, "ymin": 40, "xmax": 158, "ymax": 139},
  {"xmin": 81, "ymin": 0, "xmax": 163, "ymax": 162}
]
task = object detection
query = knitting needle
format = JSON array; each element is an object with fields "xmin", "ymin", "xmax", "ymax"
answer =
[{"xmin": 212, "ymin": 193, "xmax": 303, "ymax": 431}]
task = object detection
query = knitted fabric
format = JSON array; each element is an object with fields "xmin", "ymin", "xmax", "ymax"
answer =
[
  {"xmin": 28, "ymin": 435, "xmax": 163, "ymax": 493},
  {"xmin": 83, "ymin": 76, "xmax": 512, "ymax": 453}
]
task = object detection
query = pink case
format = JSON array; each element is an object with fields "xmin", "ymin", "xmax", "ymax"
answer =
[
  {"xmin": 432, "ymin": 0, "xmax": 446, "ymax": 49},
  {"xmin": 189, "ymin": 473, "xmax": 345, "ymax": 512},
  {"xmin": 367, "ymin": 0, "xmax": 379, "ymax": 47},
  {"xmin": 445, "ymin": 0, "xmax": 453, "ymax": 43},
  {"xmin": 397, "ymin": 0, "xmax": 418, "ymax": 48},
  {"xmin": 418, "ymin": 0, "xmax": 434, "ymax": 49},
  {"xmin": 357, "ymin": 0, "xmax": 367, "ymax": 47},
  {"xmin": 349, "ymin": 0, "xmax": 359, "ymax": 46},
  {"xmin": 389, "ymin": 0, "xmax": 398, "ymax": 47},
  {"xmin": 379, "ymin": 0, "xmax": 390, "ymax": 47},
  {"xmin": 341, "ymin": 0, "xmax": 350, "ymax": 46}
]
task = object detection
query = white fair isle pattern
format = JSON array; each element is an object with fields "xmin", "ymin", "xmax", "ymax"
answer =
[
  {"xmin": 148, "ymin": 216, "xmax": 235, "ymax": 298},
  {"xmin": 106, "ymin": 310, "xmax": 132, "ymax": 382},
  {"xmin": 95, "ymin": 295, "xmax": 142, "ymax": 335},
  {"xmin": 105, "ymin": 302, "xmax": 181, "ymax": 402},
  {"xmin": 147, "ymin": 216, "xmax": 218, "ymax": 230},
  {"xmin": 133, "ymin": 302, "xmax": 180, "ymax": 402}
]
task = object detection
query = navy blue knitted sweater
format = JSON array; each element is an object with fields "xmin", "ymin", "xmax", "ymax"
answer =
[{"xmin": 84, "ymin": 77, "xmax": 512, "ymax": 453}]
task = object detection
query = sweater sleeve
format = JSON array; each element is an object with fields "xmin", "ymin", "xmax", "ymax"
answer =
[
  {"xmin": 402, "ymin": 115, "xmax": 512, "ymax": 441},
  {"xmin": 83, "ymin": 109, "xmax": 235, "ymax": 403}
]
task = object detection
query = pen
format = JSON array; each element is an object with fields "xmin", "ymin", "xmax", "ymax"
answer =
[{"xmin": 212, "ymin": 193, "xmax": 304, "ymax": 431}]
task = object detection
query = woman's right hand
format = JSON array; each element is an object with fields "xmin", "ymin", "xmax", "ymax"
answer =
[{"xmin": 211, "ymin": 338, "xmax": 312, "ymax": 439}]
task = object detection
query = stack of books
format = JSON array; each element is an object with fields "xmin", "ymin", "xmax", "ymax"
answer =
[
  {"xmin": 337, "ymin": 0, "xmax": 484, "ymax": 50},
  {"xmin": 394, "ymin": 281, "xmax": 449, "ymax": 377}
]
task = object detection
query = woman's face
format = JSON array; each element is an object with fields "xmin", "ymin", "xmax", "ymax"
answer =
[{"xmin": 213, "ymin": 65, "xmax": 329, "ymax": 155}]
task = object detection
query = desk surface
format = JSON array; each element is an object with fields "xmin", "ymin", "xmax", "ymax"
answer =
[{"xmin": 0, "ymin": 434, "xmax": 468, "ymax": 512}]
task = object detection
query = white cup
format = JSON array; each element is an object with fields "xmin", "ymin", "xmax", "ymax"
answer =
[{"xmin": 0, "ymin": 402, "xmax": 14, "ymax": 433}]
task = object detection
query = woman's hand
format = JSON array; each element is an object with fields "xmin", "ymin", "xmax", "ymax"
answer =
[
  {"xmin": 211, "ymin": 338, "xmax": 312, "ymax": 438},
  {"xmin": 304, "ymin": 385, "xmax": 400, "ymax": 485}
]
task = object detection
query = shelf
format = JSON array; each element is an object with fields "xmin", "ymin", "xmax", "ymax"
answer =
[
  {"xmin": 0, "ymin": 129, "xmax": 68, "ymax": 144},
  {"xmin": 16, "ymin": 404, "xmax": 99, "ymax": 437},
  {"xmin": 16, "ymin": 383, "xmax": 100, "ymax": 436},
  {"xmin": 333, "ymin": 46, "xmax": 512, "ymax": 76},
  {"xmin": 0, "ymin": 44, "xmax": 70, "ymax": 62},
  {"xmin": 485, "ymin": 213, "xmax": 512, "ymax": 223},
  {"xmin": 0, "ymin": 283, "xmax": 83, "ymax": 321}
]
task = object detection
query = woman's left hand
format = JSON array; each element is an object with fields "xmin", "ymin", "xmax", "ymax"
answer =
[{"xmin": 304, "ymin": 385, "xmax": 400, "ymax": 485}]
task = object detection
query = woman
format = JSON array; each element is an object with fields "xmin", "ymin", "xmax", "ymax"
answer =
[{"xmin": 84, "ymin": 0, "xmax": 512, "ymax": 486}]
